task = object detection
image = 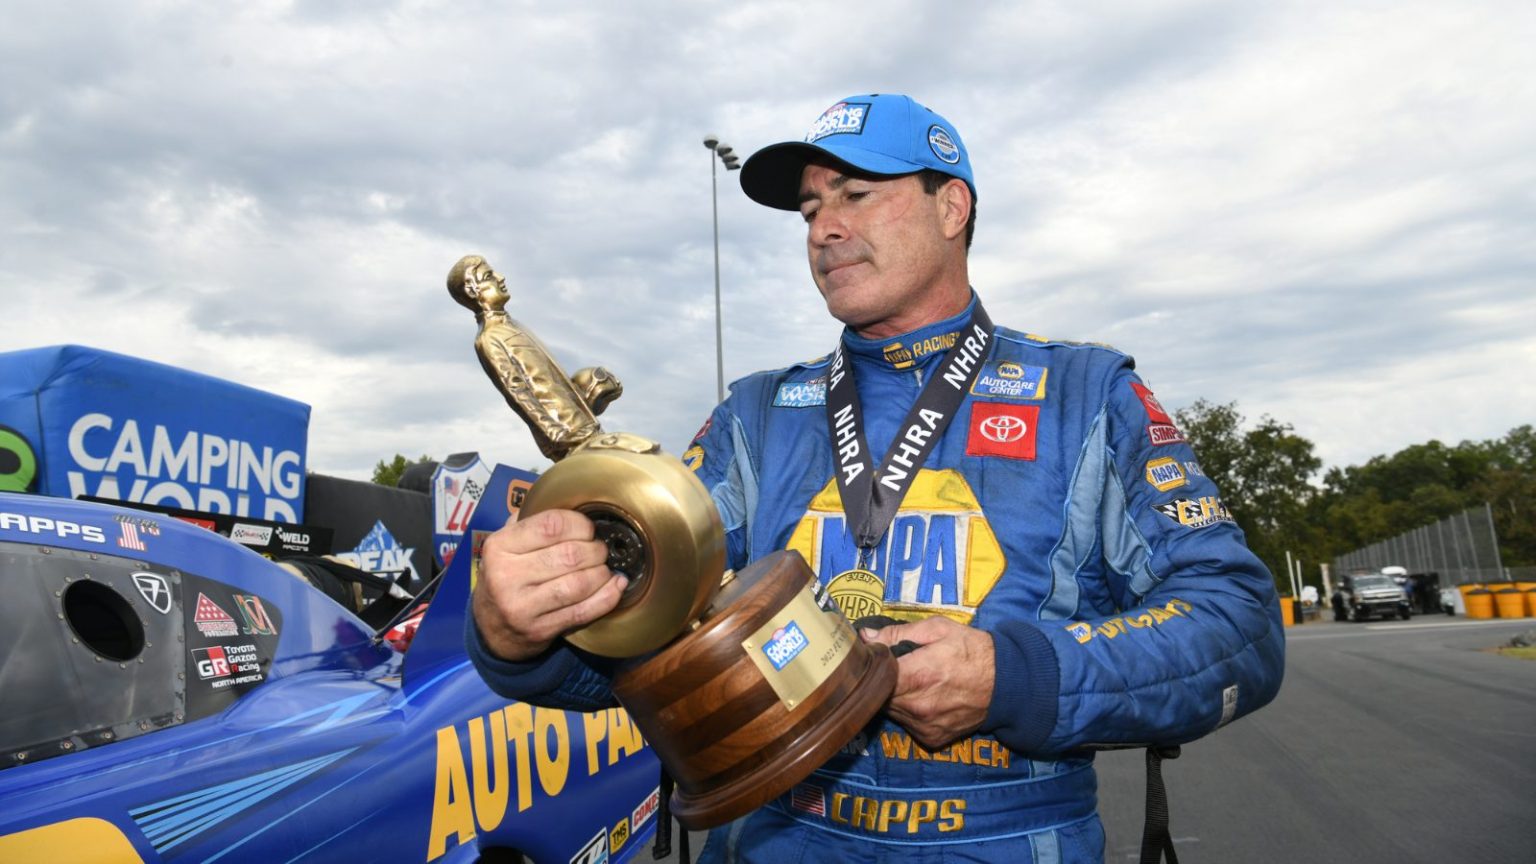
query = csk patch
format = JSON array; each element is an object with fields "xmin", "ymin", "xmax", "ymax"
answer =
[
  {"xmin": 683, "ymin": 445, "xmax": 705, "ymax": 473},
  {"xmin": 774, "ymin": 377, "xmax": 827, "ymax": 408},
  {"xmin": 970, "ymin": 361, "xmax": 1047, "ymax": 401},
  {"xmin": 1144, "ymin": 457, "xmax": 1188, "ymax": 492},
  {"xmin": 1154, "ymin": 496, "xmax": 1233, "ymax": 529}
]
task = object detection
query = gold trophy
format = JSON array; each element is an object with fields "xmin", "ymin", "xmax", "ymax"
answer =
[{"xmin": 449, "ymin": 255, "xmax": 897, "ymax": 828}]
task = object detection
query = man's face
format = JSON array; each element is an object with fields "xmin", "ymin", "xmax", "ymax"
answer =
[{"xmin": 797, "ymin": 162, "xmax": 955, "ymax": 337}]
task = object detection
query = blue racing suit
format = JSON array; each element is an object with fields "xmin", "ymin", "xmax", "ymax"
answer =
[{"xmin": 468, "ymin": 294, "xmax": 1285, "ymax": 863}]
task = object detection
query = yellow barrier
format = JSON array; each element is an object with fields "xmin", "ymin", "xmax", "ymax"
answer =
[
  {"xmin": 1464, "ymin": 589, "xmax": 1495, "ymax": 620},
  {"xmin": 1526, "ymin": 590, "xmax": 1536, "ymax": 617},
  {"xmin": 1494, "ymin": 589, "xmax": 1529, "ymax": 619}
]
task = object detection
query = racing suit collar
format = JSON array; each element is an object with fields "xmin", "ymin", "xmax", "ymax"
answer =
[{"xmin": 841, "ymin": 291, "xmax": 980, "ymax": 371}]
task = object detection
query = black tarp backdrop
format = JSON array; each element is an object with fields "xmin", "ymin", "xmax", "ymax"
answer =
[{"xmin": 302, "ymin": 473, "xmax": 434, "ymax": 594}]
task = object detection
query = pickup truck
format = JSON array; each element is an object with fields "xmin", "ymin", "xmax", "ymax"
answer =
[{"xmin": 1331, "ymin": 573, "xmax": 1413, "ymax": 622}]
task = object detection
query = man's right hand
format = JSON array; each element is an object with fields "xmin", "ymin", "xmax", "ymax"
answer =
[{"xmin": 470, "ymin": 508, "xmax": 628, "ymax": 662}]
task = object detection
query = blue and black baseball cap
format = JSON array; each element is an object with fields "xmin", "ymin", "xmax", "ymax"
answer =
[{"xmin": 740, "ymin": 93, "xmax": 976, "ymax": 211}]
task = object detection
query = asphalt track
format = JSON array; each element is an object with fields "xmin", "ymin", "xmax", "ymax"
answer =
[
  {"xmin": 1095, "ymin": 615, "xmax": 1536, "ymax": 863},
  {"xmin": 660, "ymin": 615, "xmax": 1536, "ymax": 863}
]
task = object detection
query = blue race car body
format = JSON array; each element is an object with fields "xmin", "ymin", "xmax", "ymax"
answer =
[{"xmin": 0, "ymin": 466, "xmax": 661, "ymax": 863}]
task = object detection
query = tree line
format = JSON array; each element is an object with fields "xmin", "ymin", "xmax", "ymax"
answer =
[
  {"xmin": 372, "ymin": 408, "xmax": 1535, "ymax": 595},
  {"xmin": 1175, "ymin": 401, "xmax": 1534, "ymax": 591}
]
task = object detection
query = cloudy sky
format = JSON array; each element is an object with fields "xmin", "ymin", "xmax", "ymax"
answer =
[{"xmin": 4, "ymin": 0, "xmax": 1533, "ymax": 482}]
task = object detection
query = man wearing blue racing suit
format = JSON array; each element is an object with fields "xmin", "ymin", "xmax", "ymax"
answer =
[{"xmin": 467, "ymin": 93, "xmax": 1285, "ymax": 862}]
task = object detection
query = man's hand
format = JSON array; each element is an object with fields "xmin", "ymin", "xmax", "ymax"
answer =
[
  {"xmin": 471, "ymin": 509, "xmax": 627, "ymax": 662},
  {"xmin": 860, "ymin": 616, "xmax": 995, "ymax": 750}
]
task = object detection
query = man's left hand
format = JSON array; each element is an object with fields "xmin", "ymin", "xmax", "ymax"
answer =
[{"xmin": 860, "ymin": 616, "xmax": 995, "ymax": 750}]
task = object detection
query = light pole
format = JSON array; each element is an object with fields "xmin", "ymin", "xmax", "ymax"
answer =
[{"xmin": 704, "ymin": 134, "xmax": 740, "ymax": 404}]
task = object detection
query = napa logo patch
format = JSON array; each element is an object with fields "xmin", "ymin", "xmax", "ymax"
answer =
[
  {"xmin": 806, "ymin": 101, "xmax": 870, "ymax": 142},
  {"xmin": 762, "ymin": 621, "xmax": 809, "ymax": 670},
  {"xmin": 971, "ymin": 361, "xmax": 1047, "ymax": 401},
  {"xmin": 788, "ymin": 469, "xmax": 1005, "ymax": 625},
  {"xmin": 928, "ymin": 125, "xmax": 961, "ymax": 164},
  {"xmin": 1144, "ymin": 457, "xmax": 1188, "ymax": 491},
  {"xmin": 774, "ymin": 377, "xmax": 827, "ymax": 408}
]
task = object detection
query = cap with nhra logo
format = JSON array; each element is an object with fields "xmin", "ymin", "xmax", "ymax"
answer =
[{"xmin": 741, "ymin": 93, "xmax": 976, "ymax": 211}]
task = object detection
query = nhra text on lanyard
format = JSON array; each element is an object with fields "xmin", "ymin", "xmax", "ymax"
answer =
[{"xmin": 824, "ymin": 302, "xmax": 995, "ymax": 560}]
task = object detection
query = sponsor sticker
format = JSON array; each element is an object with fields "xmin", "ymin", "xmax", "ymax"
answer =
[
  {"xmin": 0, "ymin": 511, "xmax": 107, "ymax": 544},
  {"xmin": 132, "ymin": 572, "xmax": 173, "ymax": 614},
  {"xmin": 774, "ymin": 377, "xmax": 827, "ymax": 408},
  {"xmin": 1130, "ymin": 382, "xmax": 1172, "ymax": 424},
  {"xmin": 928, "ymin": 124, "xmax": 961, "ymax": 164},
  {"xmin": 805, "ymin": 101, "xmax": 870, "ymax": 142},
  {"xmin": 198, "ymin": 643, "xmax": 263, "ymax": 689},
  {"xmin": 965, "ymin": 403, "xmax": 1039, "ymax": 461},
  {"xmin": 274, "ymin": 525, "xmax": 312, "ymax": 551},
  {"xmin": 1148, "ymin": 424, "xmax": 1186, "ymax": 446},
  {"xmin": 1153, "ymin": 496, "xmax": 1234, "ymax": 530},
  {"xmin": 507, "ymin": 477, "xmax": 533, "ymax": 518},
  {"xmin": 1066, "ymin": 622, "xmax": 1093, "ymax": 644},
  {"xmin": 631, "ymin": 788, "xmax": 660, "ymax": 830},
  {"xmin": 570, "ymin": 828, "xmax": 609, "ymax": 864},
  {"xmin": 233, "ymin": 594, "xmax": 278, "ymax": 636},
  {"xmin": 335, "ymin": 520, "xmax": 419, "ymax": 585},
  {"xmin": 762, "ymin": 621, "xmax": 809, "ymax": 670},
  {"xmin": 193, "ymin": 592, "xmax": 240, "ymax": 638},
  {"xmin": 1144, "ymin": 457, "xmax": 1188, "ymax": 492},
  {"xmin": 970, "ymin": 361, "xmax": 1047, "ymax": 401},
  {"xmin": 229, "ymin": 523, "xmax": 274, "ymax": 546},
  {"xmin": 192, "ymin": 646, "xmax": 231, "ymax": 680},
  {"xmin": 608, "ymin": 818, "xmax": 630, "ymax": 855}
]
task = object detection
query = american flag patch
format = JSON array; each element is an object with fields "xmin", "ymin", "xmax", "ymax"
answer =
[
  {"xmin": 118, "ymin": 522, "xmax": 147, "ymax": 551},
  {"xmin": 790, "ymin": 783, "xmax": 825, "ymax": 816}
]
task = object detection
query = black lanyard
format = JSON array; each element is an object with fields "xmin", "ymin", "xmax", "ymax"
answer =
[{"xmin": 824, "ymin": 301, "xmax": 995, "ymax": 563}]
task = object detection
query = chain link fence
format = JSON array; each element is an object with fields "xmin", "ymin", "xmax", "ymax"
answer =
[{"xmin": 1332, "ymin": 504, "xmax": 1511, "ymax": 586}]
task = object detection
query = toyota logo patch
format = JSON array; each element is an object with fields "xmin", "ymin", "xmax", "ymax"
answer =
[
  {"xmin": 967, "ymin": 403, "xmax": 1039, "ymax": 461},
  {"xmin": 980, "ymin": 415, "xmax": 1028, "ymax": 443}
]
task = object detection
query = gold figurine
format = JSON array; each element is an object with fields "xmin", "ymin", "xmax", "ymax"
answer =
[{"xmin": 447, "ymin": 255, "xmax": 623, "ymax": 461}]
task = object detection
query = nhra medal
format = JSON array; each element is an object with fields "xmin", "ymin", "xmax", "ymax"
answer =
[{"xmin": 826, "ymin": 568, "xmax": 884, "ymax": 621}]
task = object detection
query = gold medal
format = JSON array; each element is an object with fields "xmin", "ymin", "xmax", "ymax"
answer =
[{"xmin": 826, "ymin": 568, "xmax": 885, "ymax": 621}]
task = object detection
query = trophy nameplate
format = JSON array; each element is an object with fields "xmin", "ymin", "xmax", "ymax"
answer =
[{"xmin": 448, "ymin": 255, "xmax": 897, "ymax": 828}]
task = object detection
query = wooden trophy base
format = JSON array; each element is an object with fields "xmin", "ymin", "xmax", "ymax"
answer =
[{"xmin": 611, "ymin": 550, "xmax": 898, "ymax": 830}]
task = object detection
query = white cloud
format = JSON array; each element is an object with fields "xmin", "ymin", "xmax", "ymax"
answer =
[{"xmin": 2, "ymin": 0, "xmax": 1532, "ymax": 488}]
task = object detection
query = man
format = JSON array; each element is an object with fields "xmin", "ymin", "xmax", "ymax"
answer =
[{"xmin": 467, "ymin": 93, "xmax": 1285, "ymax": 862}]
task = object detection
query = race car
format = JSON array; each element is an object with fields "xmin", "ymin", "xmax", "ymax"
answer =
[{"xmin": 0, "ymin": 466, "xmax": 663, "ymax": 863}]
